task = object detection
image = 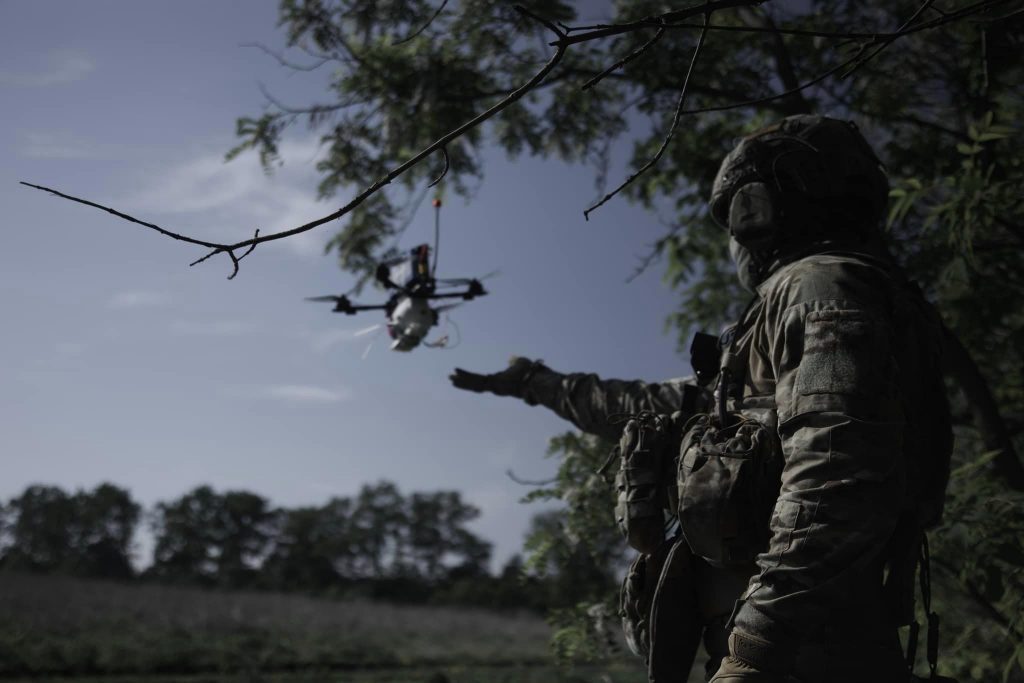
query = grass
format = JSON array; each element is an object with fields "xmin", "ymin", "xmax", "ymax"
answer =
[{"xmin": 0, "ymin": 573, "xmax": 650, "ymax": 681}]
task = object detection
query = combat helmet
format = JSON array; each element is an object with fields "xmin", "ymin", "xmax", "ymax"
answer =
[{"xmin": 709, "ymin": 115, "xmax": 889, "ymax": 251}]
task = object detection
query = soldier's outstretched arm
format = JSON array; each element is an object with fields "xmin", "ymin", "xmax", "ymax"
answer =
[{"xmin": 449, "ymin": 357, "xmax": 694, "ymax": 441}]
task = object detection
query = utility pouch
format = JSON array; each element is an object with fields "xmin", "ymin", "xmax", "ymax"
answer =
[
  {"xmin": 614, "ymin": 412, "xmax": 679, "ymax": 554},
  {"xmin": 619, "ymin": 537, "xmax": 702, "ymax": 683},
  {"xmin": 619, "ymin": 544, "xmax": 669, "ymax": 659},
  {"xmin": 676, "ymin": 414, "xmax": 778, "ymax": 567}
]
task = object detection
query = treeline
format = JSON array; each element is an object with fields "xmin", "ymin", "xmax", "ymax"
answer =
[{"xmin": 0, "ymin": 481, "xmax": 607, "ymax": 611}]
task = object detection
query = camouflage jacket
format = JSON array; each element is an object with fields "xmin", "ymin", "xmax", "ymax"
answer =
[
  {"xmin": 521, "ymin": 370, "xmax": 697, "ymax": 442},
  {"xmin": 726, "ymin": 249, "xmax": 951, "ymax": 652}
]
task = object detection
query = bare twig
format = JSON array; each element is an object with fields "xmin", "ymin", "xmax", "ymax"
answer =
[
  {"xmin": 840, "ymin": 0, "xmax": 937, "ymax": 79},
  {"xmin": 506, "ymin": 468, "xmax": 558, "ymax": 487},
  {"xmin": 564, "ymin": 19, "xmax": 881, "ymax": 40},
  {"xmin": 584, "ymin": 7, "xmax": 712, "ymax": 220},
  {"xmin": 258, "ymin": 82, "xmax": 358, "ymax": 117},
  {"xmin": 582, "ymin": 24, "xmax": 666, "ymax": 92},
  {"xmin": 514, "ymin": 4, "xmax": 567, "ymax": 38},
  {"xmin": 428, "ymin": 146, "xmax": 450, "ymax": 188},
  {"xmin": 745, "ymin": 7, "xmax": 812, "ymax": 114},
  {"xmin": 393, "ymin": 0, "xmax": 449, "ymax": 46},
  {"xmin": 551, "ymin": 0, "xmax": 764, "ymax": 47},
  {"xmin": 21, "ymin": 5, "xmax": 567, "ymax": 278},
  {"xmin": 626, "ymin": 224, "xmax": 684, "ymax": 283},
  {"xmin": 241, "ymin": 41, "xmax": 330, "ymax": 71},
  {"xmin": 21, "ymin": 181, "xmax": 220, "ymax": 250},
  {"xmin": 676, "ymin": 43, "xmax": 867, "ymax": 116}
]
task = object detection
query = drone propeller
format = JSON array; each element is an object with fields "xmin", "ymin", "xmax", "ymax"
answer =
[
  {"xmin": 434, "ymin": 302, "xmax": 463, "ymax": 314},
  {"xmin": 436, "ymin": 270, "xmax": 500, "ymax": 286},
  {"xmin": 360, "ymin": 324, "xmax": 386, "ymax": 360},
  {"xmin": 353, "ymin": 323, "xmax": 382, "ymax": 337},
  {"xmin": 305, "ymin": 294, "xmax": 388, "ymax": 315}
]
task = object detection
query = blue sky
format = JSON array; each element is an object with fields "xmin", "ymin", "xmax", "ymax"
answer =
[{"xmin": 1, "ymin": 1, "xmax": 694, "ymax": 569}]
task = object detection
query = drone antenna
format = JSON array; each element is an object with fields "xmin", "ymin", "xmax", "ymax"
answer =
[{"xmin": 431, "ymin": 197, "xmax": 441, "ymax": 276}]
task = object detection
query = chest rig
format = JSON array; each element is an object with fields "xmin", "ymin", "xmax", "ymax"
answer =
[{"xmin": 677, "ymin": 302, "xmax": 782, "ymax": 568}]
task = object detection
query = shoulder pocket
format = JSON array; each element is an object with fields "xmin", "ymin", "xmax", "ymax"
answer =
[{"xmin": 796, "ymin": 309, "xmax": 882, "ymax": 398}]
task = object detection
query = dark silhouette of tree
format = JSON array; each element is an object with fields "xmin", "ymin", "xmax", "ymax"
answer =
[
  {"xmin": 149, "ymin": 485, "xmax": 222, "ymax": 584},
  {"xmin": 261, "ymin": 504, "xmax": 344, "ymax": 591},
  {"xmin": 214, "ymin": 491, "xmax": 278, "ymax": 587},
  {"xmin": 0, "ymin": 483, "xmax": 140, "ymax": 578},
  {"xmin": 149, "ymin": 486, "xmax": 277, "ymax": 586},
  {"xmin": 347, "ymin": 481, "xmax": 408, "ymax": 578},
  {"xmin": 68, "ymin": 483, "xmax": 140, "ymax": 579},
  {"xmin": 0, "ymin": 485, "xmax": 75, "ymax": 573},
  {"xmin": 407, "ymin": 491, "xmax": 491, "ymax": 582}
]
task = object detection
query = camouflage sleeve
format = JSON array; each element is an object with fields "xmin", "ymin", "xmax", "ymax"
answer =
[
  {"xmin": 732, "ymin": 292, "xmax": 906, "ymax": 657},
  {"xmin": 522, "ymin": 368, "xmax": 695, "ymax": 442}
]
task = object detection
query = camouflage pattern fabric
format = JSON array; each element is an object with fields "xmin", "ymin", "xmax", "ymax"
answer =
[
  {"xmin": 717, "ymin": 249, "xmax": 950, "ymax": 683},
  {"xmin": 522, "ymin": 370, "xmax": 694, "ymax": 441}
]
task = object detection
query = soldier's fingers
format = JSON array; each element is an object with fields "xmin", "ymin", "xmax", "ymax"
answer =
[{"xmin": 449, "ymin": 368, "xmax": 487, "ymax": 392}]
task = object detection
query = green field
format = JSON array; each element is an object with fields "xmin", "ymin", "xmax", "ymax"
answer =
[{"xmin": 0, "ymin": 573, "xmax": 655, "ymax": 682}]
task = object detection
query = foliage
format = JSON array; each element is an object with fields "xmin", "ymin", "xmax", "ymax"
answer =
[
  {"xmin": 520, "ymin": 432, "xmax": 626, "ymax": 663},
  {"xmin": 148, "ymin": 485, "xmax": 278, "ymax": 586},
  {"xmin": 0, "ymin": 481, "xmax": 506, "ymax": 607},
  {"xmin": 929, "ymin": 446, "xmax": 1024, "ymax": 682},
  {"xmin": 0, "ymin": 483, "xmax": 139, "ymax": 579},
  {"xmin": 227, "ymin": 1, "xmax": 1024, "ymax": 677}
]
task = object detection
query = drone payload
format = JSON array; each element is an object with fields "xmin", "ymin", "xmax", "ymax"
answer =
[{"xmin": 306, "ymin": 201, "xmax": 490, "ymax": 352}]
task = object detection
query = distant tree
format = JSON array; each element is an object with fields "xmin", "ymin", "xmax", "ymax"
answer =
[
  {"xmin": 67, "ymin": 483, "xmax": 140, "ymax": 579},
  {"xmin": 347, "ymin": 481, "xmax": 408, "ymax": 577},
  {"xmin": 149, "ymin": 486, "xmax": 276, "ymax": 586},
  {"xmin": 261, "ymin": 504, "xmax": 345, "ymax": 591},
  {"xmin": 407, "ymin": 491, "xmax": 491, "ymax": 581},
  {"xmin": 0, "ymin": 485, "xmax": 75, "ymax": 573},
  {"xmin": 0, "ymin": 483, "xmax": 140, "ymax": 578},
  {"xmin": 149, "ymin": 485, "xmax": 221, "ymax": 584},
  {"xmin": 214, "ymin": 490, "xmax": 278, "ymax": 587}
]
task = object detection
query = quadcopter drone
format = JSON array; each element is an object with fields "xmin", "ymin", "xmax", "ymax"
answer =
[{"xmin": 307, "ymin": 242, "xmax": 488, "ymax": 352}]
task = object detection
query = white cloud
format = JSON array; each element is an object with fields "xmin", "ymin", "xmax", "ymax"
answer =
[
  {"xmin": 256, "ymin": 384, "xmax": 350, "ymax": 403},
  {"xmin": 0, "ymin": 50, "xmax": 95, "ymax": 87},
  {"xmin": 107, "ymin": 290, "xmax": 171, "ymax": 310},
  {"xmin": 123, "ymin": 138, "xmax": 336, "ymax": 258},
  {"xmin": 169, "ymin": 319, "xmax": 253, "ymax": 336}
]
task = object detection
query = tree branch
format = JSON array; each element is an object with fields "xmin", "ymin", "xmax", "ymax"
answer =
[
  {"xmin": 942, "ymin": 326, "xmax": 1024, "ymax": 490},
  {"xmin": 551, "ymin": 0, "xmax": 766, "ymax": 47},
  {"xmin": 581, "ymin": 24, "xmax": 666, "ymax": 92},
  {"xmin": 742, "ymin": 7, "xmax": 813, "ymax": 115},
  {"xmin": 21, "ymin": 0, "xmax": 1013, "ymax": 275},
  {"xmin": 21, "ymin": 6, "xmax": 567, "ymax": 278},
  {"xmin": 241, "ymin": 41, "xmax": 330, "ymax": 71},
  {"xmin": 393, "ymin": 0, "xmax": 449, "ymax": 46},
  {"xmin": 584, "ymin": 7, "xmax": 712, "ymax": 220}
]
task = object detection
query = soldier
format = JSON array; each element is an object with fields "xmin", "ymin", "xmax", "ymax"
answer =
[
  {"xmin": 450, "ymin": 359, "xmax": 750, "ymax": 681},
  {"xmin": 695, "ymin": 115, "xmax": 952, "ymax": 682},
  {"xmin": 453, "ymin": 115, "xmax": 952, "ymax": 683}
]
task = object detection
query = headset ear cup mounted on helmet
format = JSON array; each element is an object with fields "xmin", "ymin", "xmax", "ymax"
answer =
[{"xmin": 727, "ymin": 182, "xmax": 776, "ymax": 249}]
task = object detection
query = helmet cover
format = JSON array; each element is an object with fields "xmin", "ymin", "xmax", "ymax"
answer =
[{"xmin": 709, "ymin": 115, "xmax": 889, "ymax": 238}]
